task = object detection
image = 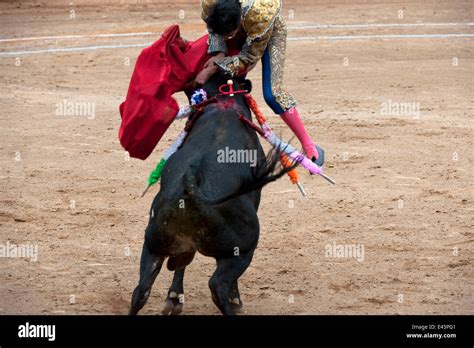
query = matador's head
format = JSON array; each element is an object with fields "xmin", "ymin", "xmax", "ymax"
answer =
[{"xmin": 205, "ymin": 0, "xmax": 242, "ymax": 39}]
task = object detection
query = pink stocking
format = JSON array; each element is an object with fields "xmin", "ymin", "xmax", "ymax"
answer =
[{"xmin": 280, "ymin": 108, "xmax": 319, "ymax": 160}]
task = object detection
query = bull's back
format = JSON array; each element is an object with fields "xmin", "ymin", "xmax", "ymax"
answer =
[{"xmin": 147, "ymin": 109, "xmax": 263, "ymax": 256}]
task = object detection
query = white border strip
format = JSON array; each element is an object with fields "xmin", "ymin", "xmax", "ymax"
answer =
[
  {"xmin": 1, "ymin": 33, "xmax": 473, "ymax": 57},
  {"xmin": 288, "ymin": 22, "xmax": 474, "ymax": 30},
  {"xmin": 0, "ymin": 32, "xmax": 156, "ymax": 43},
  {"xmin": 288, "ymin": 33, "xmax": 474, "ymax": 41},
  {"xmin": 0, "ymin": 43, "xmax": 151, "ymax": 56}
]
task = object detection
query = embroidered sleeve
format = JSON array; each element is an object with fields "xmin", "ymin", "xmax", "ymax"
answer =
[
  {"xmin": 207, "ymin": 33, "xmax": 228, "ymax": 55},
  {"xmin": 238, "ymin": 27, "xmax": 273, "ymax": 69},
  {"xmin": 214, "ymin": 56, "xmax": 241, "ymax": 77},
  {"xmin": 214, "ymin": 26, "xmax": 273, "ymax": 77}
]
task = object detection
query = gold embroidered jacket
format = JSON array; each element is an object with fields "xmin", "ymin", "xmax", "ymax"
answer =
[{"xmin": 201, "ymin": 0, "xmax": 282, "ymax": 76}]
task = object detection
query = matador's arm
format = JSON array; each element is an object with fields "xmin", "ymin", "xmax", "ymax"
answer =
[
  {"xmin": 201, "ymin": 0, "xmax": 281, "ymax": 74},
  {"xmin": 214, "ymin": 29, "xmax": 274, "ymax": 76}
]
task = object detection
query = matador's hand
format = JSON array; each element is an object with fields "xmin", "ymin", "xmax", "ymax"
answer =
[
  {"xmin": 195, "ymin": 65, "xmax": 218, "ymax": 85},
  {"xmin": 203, "ymin": 52, "xmax": 225, "ymax": 69}
]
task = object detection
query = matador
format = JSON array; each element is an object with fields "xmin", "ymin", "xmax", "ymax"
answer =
[{"xmin": 197, "ymin": 0, "xmax": 324, "ymax": 165}]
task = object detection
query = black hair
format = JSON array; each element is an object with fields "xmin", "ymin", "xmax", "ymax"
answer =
[{"xmin": 205, "ymin": 0, "xmax": 242, "ymax": 36}]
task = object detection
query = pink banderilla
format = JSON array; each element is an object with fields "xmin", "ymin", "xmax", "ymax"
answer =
[{"xmin": 260, "ymin": 124, "xmax": 335, "ymax": 184}]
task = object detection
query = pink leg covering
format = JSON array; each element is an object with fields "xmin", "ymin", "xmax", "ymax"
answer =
[{"xmin": 280, "ymin": 108, "xmax": 319, "ymax": 160}]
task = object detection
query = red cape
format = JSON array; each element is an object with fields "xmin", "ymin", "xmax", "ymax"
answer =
[
  {"xmin": 119, "ymin": 25, "xmax": 211, "ymax": 160},
  {"xmin": 119, "ymin": 25, "xmax": 246, "ymax": 160}
]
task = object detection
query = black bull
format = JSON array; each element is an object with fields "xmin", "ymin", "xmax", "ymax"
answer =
[{"xmin": 129, "ymin": 73, "xmax": 295, "ymax": 315}]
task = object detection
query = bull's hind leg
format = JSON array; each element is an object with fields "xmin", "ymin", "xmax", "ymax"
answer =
[
  {"xmin": 162, "ymin": 251, "xmax": 196, "ymax": 315},
  {"xmin": 129, "ymin": 242, "xmax": 164, "ymax": 315},
  {"xmin": 209, "ymin": 250, "xmax": 254, "ymax": 315},
  {"xmin": 161, "ymin": 268, "xmax": 185, "ymax": 315}
]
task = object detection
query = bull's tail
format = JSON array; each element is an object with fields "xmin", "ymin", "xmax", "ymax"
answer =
[{"xmin": 183, "ymin": 146, "xmax": 298, "ymax": 206}]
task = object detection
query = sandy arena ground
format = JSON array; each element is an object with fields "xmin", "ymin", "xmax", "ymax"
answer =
[{"xmin": 0, "ymin": 0, "xmax": 473, "ymax": 315}]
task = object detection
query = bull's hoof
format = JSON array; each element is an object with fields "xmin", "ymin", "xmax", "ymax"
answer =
[
  {"xmin": 161, "ymin": 292, "xmax": 183, "ymax": 315},
  {"xmin": 229, "ymin": 297, "xmax": 244, "ymax": 314}
]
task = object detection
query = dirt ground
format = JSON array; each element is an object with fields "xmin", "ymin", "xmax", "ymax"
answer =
[{"xmin": 0, "ymin": 0, "xmax": 473, "ymax": 315}]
